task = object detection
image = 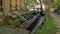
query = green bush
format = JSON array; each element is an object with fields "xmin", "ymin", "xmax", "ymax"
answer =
[{"xmin": 8, "ymin": 18, "xmax": 21, "ymax": 27}]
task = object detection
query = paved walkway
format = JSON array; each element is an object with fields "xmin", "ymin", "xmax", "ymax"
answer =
[{"xmin": 51, "ymin": 13, "xmax": 60, "ymax": 34}]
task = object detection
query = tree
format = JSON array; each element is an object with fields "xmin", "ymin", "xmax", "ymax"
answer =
[{"xmin": 54, "ymin": 0, "xmax": 60, "ymax": 7}]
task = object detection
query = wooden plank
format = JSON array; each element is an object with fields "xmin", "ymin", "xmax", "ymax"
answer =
[
  {"xmin": 3, "ymin": 0, "xmax": 9, "ymax": 25},
  {"xmin": 16, "ymin": 0, "xmax": 20, "ymax": 10},
  {"xmin": 10, "ymin": 0, "xmax": 16, "ymax": 10}
]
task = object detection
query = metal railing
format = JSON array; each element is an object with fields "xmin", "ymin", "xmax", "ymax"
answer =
[
  {"xmin": 19, "ymin": 13, "xmax": 40, "ymax": 29},
  {"xmin": 30, "ymin": 16, "xmax": 45, "ymax": 34}
]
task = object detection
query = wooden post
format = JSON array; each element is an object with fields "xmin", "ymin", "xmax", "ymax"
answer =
[
  {"xmin": 47, "ymin": 0, "xmax": 51, "ymax": 15},
  {"xmin": 40, "ymin": 0, "xmax": 44, "ymax": 15},
  {"xmin": 3, "ymin": 0, "xmax": 9, "ymax": 25},
  {"xmin": 40, "ymin": 0, "xmax": 43, "ymax": 12}
]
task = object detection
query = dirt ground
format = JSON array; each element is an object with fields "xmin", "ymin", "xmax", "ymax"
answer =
[{"xmin": 51, "ymin": 13, "xmax": 60, "ymax": 34}]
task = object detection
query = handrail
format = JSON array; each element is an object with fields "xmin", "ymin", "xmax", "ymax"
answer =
[
  {"xmin": 19, "ymin": 13, "xmax": 40, "ymax": 29},
  {"xmin": 30, "ymin": 16, "xmax": 45, "ymax": 34}
]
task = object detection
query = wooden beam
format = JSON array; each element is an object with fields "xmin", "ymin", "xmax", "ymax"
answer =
[{"xmin": 3, "ymin": 0, "xmax": 9, "ymax": 25}]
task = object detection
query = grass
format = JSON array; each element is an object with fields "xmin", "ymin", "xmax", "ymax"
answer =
[{"xmin": 38, "ymin": 15, "xmax": 58, "ymax": 34}]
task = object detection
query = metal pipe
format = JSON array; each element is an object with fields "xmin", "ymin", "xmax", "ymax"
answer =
[
  {"xmin": 19, "ymin": 13, "xmax": 40, "ymax": 29},
  {"xmin": 30, "ymin": 16, "xmax": 45, "ymax": 34}
]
